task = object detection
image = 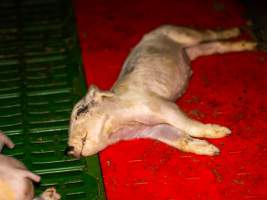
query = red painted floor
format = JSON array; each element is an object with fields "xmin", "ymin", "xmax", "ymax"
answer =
[{"xmin": 74, "ymin": 0, "xmax": 267, "ymax": 199}]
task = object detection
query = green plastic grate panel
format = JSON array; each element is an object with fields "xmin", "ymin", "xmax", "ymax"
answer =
[{"xmin": 0, "ymin": 0, "xmax": 105, "ymax": 199}]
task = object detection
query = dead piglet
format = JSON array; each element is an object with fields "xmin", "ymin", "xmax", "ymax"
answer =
[
  {"xmin": 67, "ymin": 25, "xmax": 256, "ymax": 157},
  {"xmin": 0, "ymin": 132, "xmax": 60, "ymax": 200}
]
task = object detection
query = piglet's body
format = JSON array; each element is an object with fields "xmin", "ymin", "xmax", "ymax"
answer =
[
  {"xmin": 0, "ymin": 132, "xmax": 60, "ymax": 200},
  {"xmin": 0, "ymin": 154, "xmax": 39, "ymax": 200},
  {"xmin": 0, "ymin": 132, "xmax": 39, "ymax": 200},
  {"xmin": 68, "ymin": 25, "xmax": 256, "ymax": 158}
]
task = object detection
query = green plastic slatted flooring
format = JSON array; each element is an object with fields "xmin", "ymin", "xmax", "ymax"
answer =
[{"xmin": 0, "ymin": 0, "xmax": 105, "ymax": 199}]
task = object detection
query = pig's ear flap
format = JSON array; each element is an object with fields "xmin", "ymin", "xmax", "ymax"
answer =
[{"xmin": 86, "ymin": 84, "xmax": 114, "ymax": 102}]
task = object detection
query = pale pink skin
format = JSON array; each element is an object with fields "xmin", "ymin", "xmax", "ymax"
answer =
[
  {"xmin": 0, "ymin": 132, "xmax": 39, "ymax": 200},
  {"xmin": 68, "ymin": 25, "xmax": 256, "ymax": 158},
  {"xmin": 0, "ymin": 132, "xmax": 60, "ymax": 200},
  {"xmin": 33, "ymin": 188, "xmax": 61, "ymax": 200}
]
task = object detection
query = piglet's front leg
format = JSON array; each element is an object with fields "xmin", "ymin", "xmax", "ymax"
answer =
[
  {"xmin": 110, "ymin": 97, "xmax": 231, "ymax": 155},
  {"xmin": 110, "ymin": 124, "xmax": 219, "ymax": 156},
  {"xmin": 146, "ymin": 124, "xmax": 220, "ymax": 155},
  {"xmin": 157, "ymin": 101, "xmax": 231, "ymax": 139},
  {"xmin": 152, "ymin": 100, "xmax": 230, "ymax": 155}
]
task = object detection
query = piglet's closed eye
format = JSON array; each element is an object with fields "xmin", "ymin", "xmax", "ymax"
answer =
[{"xmin": 76, "ymin": 105, "xmax": 89, "ymax": 118}]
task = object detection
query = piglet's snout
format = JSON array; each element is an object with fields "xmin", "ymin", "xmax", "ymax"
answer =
[
  {"xmin": 64, "ymin": 146, "xmax": 74, "ymax": 155},
  {"xmin": 64, "ymin": 146, "xmax": 81, "ymax": 159}
]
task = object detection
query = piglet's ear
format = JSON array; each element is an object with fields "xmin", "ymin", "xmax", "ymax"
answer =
[
  {"xmin": 86, "ymin": 84, "xmax": 114, "ymax": 102},
  {"xmin": 87, "ymin": 84, "xmax": 99, "ymax": 98}
]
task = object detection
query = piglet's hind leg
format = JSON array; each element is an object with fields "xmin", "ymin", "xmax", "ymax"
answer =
[
  {"xmin": 186, "ymin": 40, "xmax": 257, "ymax": 60},
  {"xmin": 160, "ymin": 102, "xmax": 231, "ymax": 139},
  {"xmin": 157, "ymin": 25, "xmax": 240, "ymax": 46}
]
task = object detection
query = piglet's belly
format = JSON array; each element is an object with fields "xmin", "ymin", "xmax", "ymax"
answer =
[{"xmin": 139, "ymin": 52, "xmax": 191, "ymax": 100}]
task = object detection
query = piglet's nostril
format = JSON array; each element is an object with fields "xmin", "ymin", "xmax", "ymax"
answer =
[{"xmin": 64, "ymin": 146, "xmax": 75, "ymax": 156}]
